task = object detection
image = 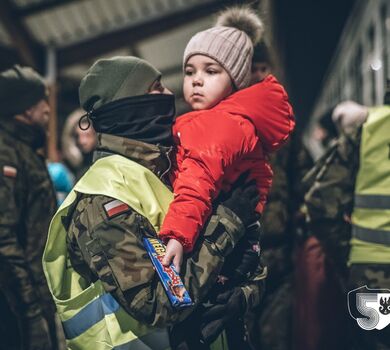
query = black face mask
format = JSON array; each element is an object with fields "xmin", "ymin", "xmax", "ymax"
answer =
[{"xmin": 89, "ymin": 94, "xmax": 176, "ymax": 146}]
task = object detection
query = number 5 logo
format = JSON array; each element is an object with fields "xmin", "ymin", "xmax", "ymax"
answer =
[{"xmin": 348, "ymin": 286, "xmax": 390, "ymax": 331}]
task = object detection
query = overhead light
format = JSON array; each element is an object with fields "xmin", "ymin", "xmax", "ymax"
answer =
[{"xmin": 370, "ymin": 58, "xmax": 382, "ymax": 71}]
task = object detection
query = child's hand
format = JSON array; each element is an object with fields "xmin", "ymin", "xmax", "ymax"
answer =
[{"xmin": 162, "ymin": 239, "xmax": 184, "ymax": 273}]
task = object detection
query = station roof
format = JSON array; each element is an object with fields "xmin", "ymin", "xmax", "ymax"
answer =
[{"xmin": 0, "ymin": 0, "xmax": 252, "ymax": 107}]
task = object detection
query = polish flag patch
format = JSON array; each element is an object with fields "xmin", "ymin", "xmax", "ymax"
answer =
[
  {"xmin": 103, "ymin": 199, "xmax": 130, "ymax": 218},
  {"xmin": 3, "ymin": 165, "xmax": 17, "ymax": 178}
]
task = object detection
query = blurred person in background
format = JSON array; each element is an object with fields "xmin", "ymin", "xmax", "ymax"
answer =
[
  {"xmin": 47, "ymin": 161, "xmax": 74, "ymax": 206},
  {"xmin": 0, "ymin": 65, "xmax": 59, "ymax": 350},
  {"xmin": 250, "ymin": 41, "xmax": 273, "ymax": 84},
  {"xmin": 303, "ymin": 92, "xmax": 390, "ymax": 349},
  {"xmin": 62, "ymin": 108, "xmax": 97, "ymax": 180},
  {"xmin": 245, "ymin": 41, "xmax": 314, "ymax": 350}
]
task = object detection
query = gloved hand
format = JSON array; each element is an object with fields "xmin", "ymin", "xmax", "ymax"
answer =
[
  {"xmin": 200, "ymin": 287, "xmax": 247, "ymax": 345},
  {"xmin": 231, "ymin": 222, "xmax": 261, "ymax": 284},
  {"xmin": 215, "ymin": 216, "xmax": 261, "ymax": 288},
  {"xmin": 221, "ymin": 179, "xmax": 260, "ymax": 227},
  {"xmin": 20, "ymin": 314, "xmax": 52, "ymax": 350}
]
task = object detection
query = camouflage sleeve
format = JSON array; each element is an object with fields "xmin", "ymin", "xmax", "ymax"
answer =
[
  {"xmin": 0, "ymin": 154, "xmax": 42, "ymax": 319},
  {"xmin": 241, "ymin": 265, "xmax": 267, "ymax": 312},
  {"xmin": 304, "ymin": 132, "xmax": 359, "ymax": 223},
  {"xmin": 303, "ymin": 131, "xmax": 360, "ymax": 275},
  {"xmin": 203, "ymin": 206, "xmax": 267, "ymax": 312},
  {"xmin": 67, "ymin": 195, "xmax": 246, "ymax": 326}
]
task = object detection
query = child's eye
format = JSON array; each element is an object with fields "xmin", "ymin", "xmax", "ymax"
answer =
[
  {"xmin": 207, "ymin": 70, "xmax": 217, "ymax": 75},
  {"xmin": 184, "ymin": 70, "xmax": 193, "ymax": 76}
]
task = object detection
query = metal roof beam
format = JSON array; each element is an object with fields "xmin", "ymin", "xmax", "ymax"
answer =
[
  {"xmin": 0, "ymin": 0, "xmax": 43, "ymax": 69},
  {"xmin": 16, "ymin": 0, "xmax": 80, "ymax": 17},
  {"xmin": 57, "ymin": 0, "xmax": 249, "ymax": 68}
]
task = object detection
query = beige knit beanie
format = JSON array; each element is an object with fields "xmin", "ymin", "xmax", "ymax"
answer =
[{"xmin": 183, "ymin": 6, "xmax": 264, "ymax": 90}]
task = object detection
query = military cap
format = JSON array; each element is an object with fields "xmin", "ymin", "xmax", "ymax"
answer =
[
  {"xmin": 79, "ymin": 56, "xmax": 161, "ymax": 111},
  {"xmin": 0, "ymin": 65, "xmax": 46, "ymax": 118}
]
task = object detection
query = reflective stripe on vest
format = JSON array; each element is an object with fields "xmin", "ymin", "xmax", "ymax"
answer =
[
  {"xmin": 43, "ymin": 155, "xmax": 227, "ymax": 350},
  {"xmin": 63, "ymin": 292, "xmax": 168, "ymax": 349},
  {"xmin": 349, "ymin": 106, "xmax": 390, "ymax": 264},
  {"xmin": 43, "ymin": 155, "xmax": 173, "ymax": 349},
  {"xmin": 352, "ymin": 225, "xmax": 390, "ymax": 245},
  {"xmin": 354, "ymin": 194, "xmax": 390, "ymax": 209}
]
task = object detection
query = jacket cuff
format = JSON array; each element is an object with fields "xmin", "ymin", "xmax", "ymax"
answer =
[{"xmin": 159, "ymin": 231, "xmax": 193, "ymax": 253}]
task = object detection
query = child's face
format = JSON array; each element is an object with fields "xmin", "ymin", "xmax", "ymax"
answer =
[{"xmin": 183, "ymin": 55, "xmax": 234, "ymax": 110}]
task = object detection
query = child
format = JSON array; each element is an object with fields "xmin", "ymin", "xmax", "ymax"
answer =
[{"xmin": 160, "ymin": 6, "xmax": 295, "ymax": 270}]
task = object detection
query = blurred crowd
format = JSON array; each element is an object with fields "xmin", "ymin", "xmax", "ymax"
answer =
[{"xmin": 0, "ymin": 16, "xmax": 389, "ymax": 350}]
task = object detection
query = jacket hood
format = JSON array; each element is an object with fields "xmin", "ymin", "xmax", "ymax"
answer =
[{"xmin": 216, "ymin": 74, "xmax": 295, "ymax": 152}]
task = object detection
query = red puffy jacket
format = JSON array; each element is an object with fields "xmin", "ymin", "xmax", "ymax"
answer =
[{"xmin": 159, "ymin": 75, "xmax": 295, "ymax": 252}]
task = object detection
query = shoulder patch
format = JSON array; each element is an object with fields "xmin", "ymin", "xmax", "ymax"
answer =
[
  {"xmin": 3, "ymin": 165, "xmax": 17, "ymax": 178},
  {"xmin": 103, "ymin": 199, "xmax": 130, "ymax": 219}
]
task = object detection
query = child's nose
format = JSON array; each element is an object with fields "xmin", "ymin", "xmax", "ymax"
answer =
[{"xmin": 192, "ymin": 74, "xmax": 203, "ymax": 86}]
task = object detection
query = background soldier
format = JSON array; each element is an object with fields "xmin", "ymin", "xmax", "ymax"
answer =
[
  {"xmin": 246, "ymin": 42, "xmax": 313, "ymax": 350},
  {"xmin": 0, "ymin": 65, "xmax": 58, "ymax": 350},
  {"xmin": 304, "ymin": 96, "xmax": 390, "ymax": 350}
]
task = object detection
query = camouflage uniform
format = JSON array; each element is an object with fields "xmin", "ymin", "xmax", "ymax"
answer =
[
  {"xmin": 0, "ymin": 119, "xmax": 57, "ymax": 348},
  {"xmin": 65, "ymin": 133, "xmax": 266, "ymax": 329},
  {"xmin": 304, "ymin": 128, "xmax": 390, "ymax": 350},
  {"xmin": 246, "ymin": 132, "xmax": 313, "ymax": 350},
  {"xmin": 303, "ymin": 130, "xmax": 360, "ymax": 282}
]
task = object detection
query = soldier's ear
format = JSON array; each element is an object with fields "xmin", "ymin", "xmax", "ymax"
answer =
[{"xmin": 24, "ymin": 105, "xmax": 35, "ymax": 120}]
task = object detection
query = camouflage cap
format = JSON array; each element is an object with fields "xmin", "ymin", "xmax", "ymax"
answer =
[
  {"xmin": 0, "ymin": 65, "xmax": 46, "ymax": 118},
  {"xmin": 79, "ymin": 56, "xmax": 161, "ymax": 111}
]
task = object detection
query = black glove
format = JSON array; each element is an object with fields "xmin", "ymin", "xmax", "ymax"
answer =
[
  {"xmin": 200, "ymin": 288, "xmax": 247, "ymax": 345},
  {"xmin": 222, "ymin": 179, "xmax": 260, "ymax": 227},
  {"xmin": 231, "ymin": 222, "xmax": 261, "ymax": 284},
  {"xmin": 215, "ymin": 218, "xmax": 261, "ymax": 289},
  {"xmin": 20, "ymin": 314, "xmax": 52, "ymax": 350}
]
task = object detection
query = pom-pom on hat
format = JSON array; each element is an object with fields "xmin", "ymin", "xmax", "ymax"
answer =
[{"xmin": 183, "ymin": 6, "xmax": 264, "ymax": 90}]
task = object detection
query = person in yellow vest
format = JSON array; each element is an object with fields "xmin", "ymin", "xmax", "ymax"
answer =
[
  {"xmin": 304, "ymin": 98, "xmax": 390, "ymax": 350},
  {"xmin": 43, "ymin": 56, "xmax": 266, "ymax": 350},
  {"xmin": 344, "ymin": 100, "xmax": 390, "ymax": 349}
]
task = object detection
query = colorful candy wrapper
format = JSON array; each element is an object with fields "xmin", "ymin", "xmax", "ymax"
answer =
[{"xmin": 143, "ymin": 237, "xmax": 193, "ymax": 309}]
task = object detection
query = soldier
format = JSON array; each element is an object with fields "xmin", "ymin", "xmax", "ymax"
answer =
[
  {"xmin": 43, "ymin": 56, "xmax": 266, "ymax": 350},
  {"xmin": 245, "ymin": 42, "xmax": 313, "ymax": 350},
  {"xmin": 61, "ymin": 109, "xmax": 97, "ymax": 180},
  {"xmin": 304, "ymin": 99, "xmax": 390, "ymax": 350},
  {"xmin": 0, "ymin": 65, "xmax": 58, "ymax": 349}
]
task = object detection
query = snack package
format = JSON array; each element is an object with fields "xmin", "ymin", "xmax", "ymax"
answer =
[{"xmin": 143, "ymin": 237, "xmax": 193, "ymax": 308}]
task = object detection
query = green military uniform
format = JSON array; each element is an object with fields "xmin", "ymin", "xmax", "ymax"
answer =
[
  {"xmin": 304, "ymin": 106, "xmax": 390, "ymax": 350},
  {"xmin": 0, "ymin": 118, "xmax": 57, "ymax": 348},
  {"xmin": 303, "ymin": 130, "xmax": 360, "ymax": 282},
  {"xmin": 48, "ymin": 132, "xmax": 265, "ymax": 349},
  {"xmin": 301, "ymin": 131, "xmax": 358, "ymax": 350},
  {"xmin": 246, "ymin": 132, "xmax": 313, "ymax": 350}
]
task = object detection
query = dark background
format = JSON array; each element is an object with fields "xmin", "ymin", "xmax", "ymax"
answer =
[{"xmin": 274, "ymin": 0, "xmax": 357, "ymax": 127}]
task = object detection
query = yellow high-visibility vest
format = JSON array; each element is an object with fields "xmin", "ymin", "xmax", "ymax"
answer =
[
  {"xmin": 43, "ymin": 154, "xmax": 228, "ymax": 349},
  {"xmin": 349, "ymin": 105, "xmax": 390, "ymax": 264}
]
